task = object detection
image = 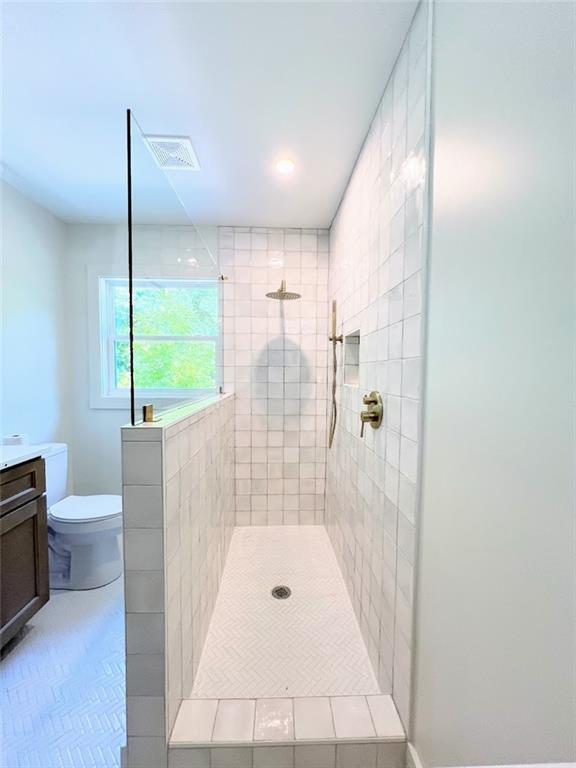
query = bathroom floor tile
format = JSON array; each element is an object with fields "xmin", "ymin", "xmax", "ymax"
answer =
[
  {"xmin": 1, "ymin": 578, "xmax": 125, "ymax": 767},
  {"xmin": 192, "ymin": 526, "xmax": 379, "ymax": 698}
]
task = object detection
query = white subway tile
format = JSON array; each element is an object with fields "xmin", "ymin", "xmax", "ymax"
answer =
[
  {"xmin": 126, "ymin": 654, "xmax": 165, "ymax": 697},
  {"xmin": 169, "ymin": 748, "xmax": 210, "ymax": 767},
  {"xmin": 330, "ymin": 697, "xmax": 375, "ymax": 739},
  {"xmin": 295, "ymin": 745, "xmax": 336, "ymax": 768},
  {"xmin": 336, "ymin": 744, "xmax": 378, "ymax": 768},
  {"xmin": 125, "ymin": 530, "xmax": 164, "ymax": 571},
  {"xmin": 123, "ymin": 442, "xmax": 162, "ymax": 486},
  {"xmin": 125, "ymin": 571, "xmax": 164, "ymax": 613},
  {"xmin": 126, "ymin": 614, "xmax": 164, "ymax": 654},
  {"xmin": 211, "ymin": 747, "xmax": 252, "ymax": 768},
  {"xmin": 366, "ymin": 696, "xmax": 405, "ymax": 740},
  {"xmin": 294, "ymin": 697, "xmax": 334, "ymax": 740},
  {"xmin": 212, "ymin": 699, "xmax": 256, "ymax": 742},
  {"xmin": 127, "ymin": 696, "xmax": 165, "ymax": 737},
  {"xmin": 171, "ymin": 699, "xmax": 218, "ymax": 743},
  {"xmin": 254, "ymin": 698, "xmax": 294, "ymax": 741},
  {"xmin": 128, "ymin": 737, "xmax": 167, "ymax": 768},
  {"xmin": 124, "ymin": 485, "xmax": 163, "ymax": 528}
]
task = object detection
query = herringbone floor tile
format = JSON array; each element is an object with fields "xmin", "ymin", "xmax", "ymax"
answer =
[
  {"xmin": 191, "ymin": 525, "xmax": 380, "ymax": 698},
  {"xmin": 1, "ymin": 579, "xmax": 125, "ymax": 768}
]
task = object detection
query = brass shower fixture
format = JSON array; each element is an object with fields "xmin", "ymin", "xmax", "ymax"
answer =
[
  {"xmin": 265, "ymin": 280, "xmax": 301, "ymax": 301},
  {"xmin": 328, "ymin": 300, "xmax": 343, "ymax": 449},
  {"xmin": 360, "ymin": 391, "xmax": 383, "ymax": 437}
]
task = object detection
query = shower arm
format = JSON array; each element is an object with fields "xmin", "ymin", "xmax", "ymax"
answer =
[{"xmin": 328, "ymin": 300, "xmax": 343, "ymax": 449}]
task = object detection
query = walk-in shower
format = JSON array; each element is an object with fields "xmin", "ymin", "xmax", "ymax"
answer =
[{"xmin": 122, "ymin": 3, "xmax": 433, "ymax": 763}]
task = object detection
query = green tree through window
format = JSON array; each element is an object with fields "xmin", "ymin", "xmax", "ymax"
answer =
[{"xmin": 102, "ymin": 278, "xmax": 219, "ymax": 395}]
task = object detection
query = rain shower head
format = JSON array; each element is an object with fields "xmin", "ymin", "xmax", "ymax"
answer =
[{"xmin": 266, "ymin": 280, "xmax": 301, "ymax": 301}]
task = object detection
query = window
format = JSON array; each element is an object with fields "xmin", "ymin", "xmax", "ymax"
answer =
[{"xmin": 99, "ymin": 277, "xmax": 219, "ymax": 400}]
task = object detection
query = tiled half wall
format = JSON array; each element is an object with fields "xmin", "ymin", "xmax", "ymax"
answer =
[
  {"xmin": 220, "ymin": 227, "xmax": 329, "ymax": 526},
  {"xmin": 122, "ymin": 394, "xmax": 235, "ymax": 768},
  {"xmin": 326, "ymin": 2, "xmax": 430, "ymax": 729}
]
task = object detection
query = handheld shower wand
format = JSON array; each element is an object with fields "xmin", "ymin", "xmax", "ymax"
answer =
[{"xmin": 328, "ymin": 300, "xmax": 343, "ymax": 449}]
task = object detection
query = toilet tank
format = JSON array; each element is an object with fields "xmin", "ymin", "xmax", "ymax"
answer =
[{"xmin": 39, "ymin": 443, "xmax": 68, "ymax": 508}]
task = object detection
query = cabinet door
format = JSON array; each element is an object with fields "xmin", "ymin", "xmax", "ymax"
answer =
[
  {"xmin": 0, "ymin": 496, "xmax": 49, "ymax": 648},
  {"xmin": 0, "ymin": 458, "xmax": 46, "ymax": 516}
]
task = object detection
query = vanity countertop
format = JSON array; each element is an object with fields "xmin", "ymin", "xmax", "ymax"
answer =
[{"xmin": 0, "ymin": 445, "xmax": 43, "ymax": 470}]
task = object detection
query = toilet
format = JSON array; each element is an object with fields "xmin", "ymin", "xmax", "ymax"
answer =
[{"xmin": 40, "ymin": 443, "xmax": 123, "ymax": 590}]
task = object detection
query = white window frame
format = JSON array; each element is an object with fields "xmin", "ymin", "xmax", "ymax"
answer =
[{"xmin": 88, "ymin": 265, "xmax": 220, "ymax": 409}]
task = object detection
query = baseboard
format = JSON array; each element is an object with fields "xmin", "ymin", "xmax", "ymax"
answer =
[
  {"xmin": 407, "ymin": 743, "xmax": 425, "ymax": 768},
  {"xmin": 406, "ymin": 744, "xmax": 575, "ymax": 768}
]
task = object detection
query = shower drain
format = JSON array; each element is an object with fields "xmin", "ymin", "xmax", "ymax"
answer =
[{"xmin": 271, "ymin": 585, "xmax": 291, "ymax": 600}]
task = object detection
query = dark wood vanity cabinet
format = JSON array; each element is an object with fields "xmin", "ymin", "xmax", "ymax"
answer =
[{"xmin": 0, "ymin": 457, "xmax": 49, "ymax": 649}]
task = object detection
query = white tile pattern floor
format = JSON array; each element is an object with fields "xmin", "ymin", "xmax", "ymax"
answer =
[
  {"xmin": 1, "ymin": 579, "xmax": 125, "ymax": 768},
  {"xmin": 191, "ymin": 526, "xmax": 380, "ymax": 698}
]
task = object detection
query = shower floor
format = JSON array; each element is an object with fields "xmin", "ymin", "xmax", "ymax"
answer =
[{"xmin": 191, "ymin": 525, "xmax": 380, "ymax": 699}]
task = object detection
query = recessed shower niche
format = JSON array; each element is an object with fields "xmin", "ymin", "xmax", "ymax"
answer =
[{"xmin": 344, "ymin": 330, "xmax": 360, "ymax": 386}]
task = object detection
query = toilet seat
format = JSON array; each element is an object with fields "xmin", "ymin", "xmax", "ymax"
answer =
[{"xmin": 49, "ymin": 494, "xmax": 122, "ymax": 524}]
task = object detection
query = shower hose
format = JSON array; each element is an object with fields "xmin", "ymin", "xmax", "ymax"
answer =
[{"xmin": 328, "ymin": 335, "xmax": 341, "ymax": 449}]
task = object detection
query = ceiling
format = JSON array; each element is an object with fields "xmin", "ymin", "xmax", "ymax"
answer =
[{"xmin": 1, "ymin": 1, "xmax": 417, "ymax": 228}]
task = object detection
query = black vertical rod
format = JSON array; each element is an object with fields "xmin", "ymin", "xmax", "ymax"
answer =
[{"xmin": 126, "ymin": 109, "xmax": 136, "ymax": 425}]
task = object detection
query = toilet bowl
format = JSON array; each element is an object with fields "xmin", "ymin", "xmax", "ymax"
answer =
[
  {"xmin": 37, "ymin": 443, "xmax": 124, "ymax": 590},
  {"xmin": 48, "ymin": 494, "xmax": 123, "ymax": 590}
]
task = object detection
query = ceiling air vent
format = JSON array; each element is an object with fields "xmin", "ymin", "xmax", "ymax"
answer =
[{"xmin": 144, "ymin": 135, "xmax": 200, "ymax": 171}]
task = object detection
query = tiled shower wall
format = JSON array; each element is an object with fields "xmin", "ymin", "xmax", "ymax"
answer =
[
  {"xmin": 164, "ymin": 396, "xmax": 235, "ymax": 730},
  {"xmin": 220, "ymin": 226, "xmax": 329, "ymax": 526},
  {"xmin": 122, "ymin": 394, "xmax": 234, "ymax": 768},
  {"xmin": 325, "ymin": 2, "xmax": 429, "ymax": 729}
]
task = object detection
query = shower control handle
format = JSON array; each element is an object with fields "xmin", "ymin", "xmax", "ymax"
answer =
[{"xmin": 359, "ymin": 391, "xmax": 383, "ymax": 437}]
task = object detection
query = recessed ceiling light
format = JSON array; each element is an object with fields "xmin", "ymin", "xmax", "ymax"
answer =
[{"xmin": 275, "ymin": 158, "xmax": 296, "ymax": 175}]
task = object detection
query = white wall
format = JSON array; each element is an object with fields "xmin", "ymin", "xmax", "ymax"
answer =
[
  {"xmin": 1, "ymin": 181, "xmax": 68, "ymax": 445},
  {"xmin": 1, "ymin": 188, "xmax": 128, "ymax": 493},
  {"xmin": 64, "ymin": 223, "xmax": 128, "ymax": 494},
  {"xmin": 412, "ymin": 2, "xmax": 575, "ymax": 765},
  {"xmin": 64, "ymin": 223, "xmax": 220, "ymax": 495}
]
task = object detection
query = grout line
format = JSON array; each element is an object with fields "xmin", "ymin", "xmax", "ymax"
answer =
[
  {"xmin": 251, "ymin": 697, "xmax": 257, "ymax": 742},
  {"xmin": 364, "ymin": 694, "xmax": 379, "ymax": 740},
  {"xmin": 327, "ymin": 696, "xmax": 338, "ymax": 741},
  {"xmin": 209, "ymin": 699, "xmax": 220, "ymax": 742}
]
